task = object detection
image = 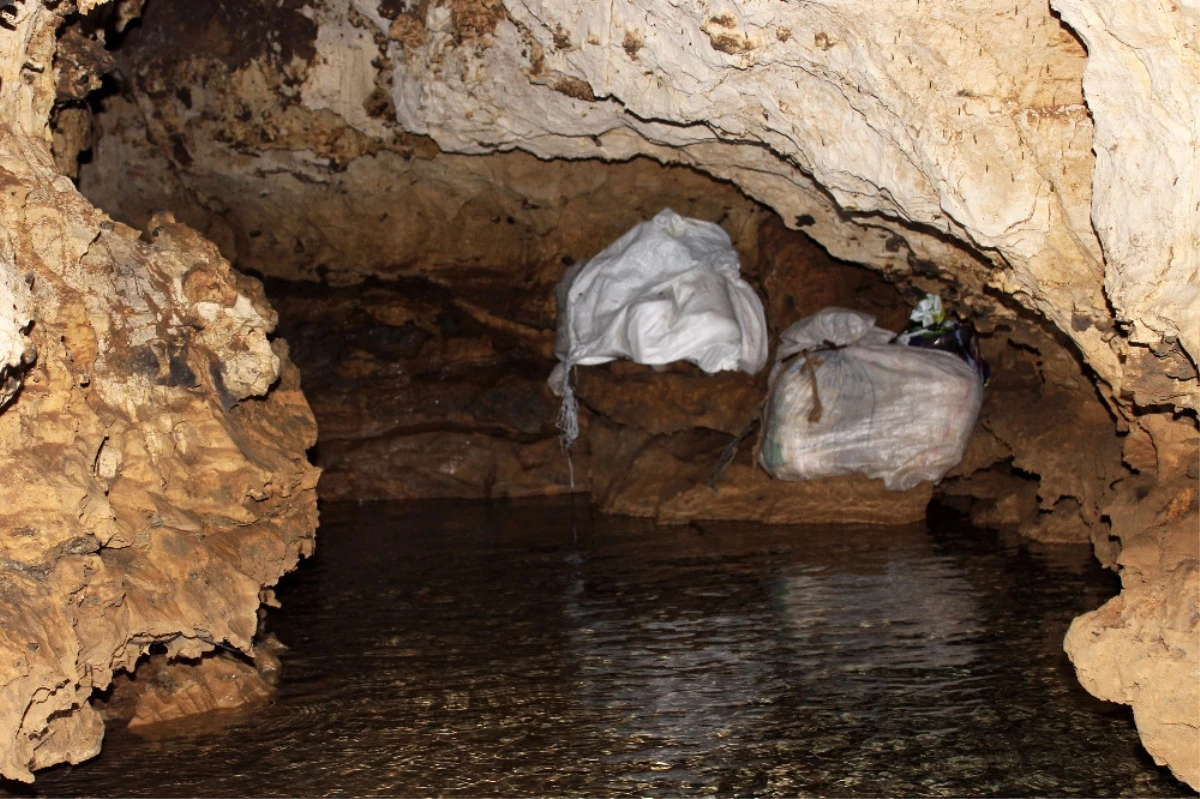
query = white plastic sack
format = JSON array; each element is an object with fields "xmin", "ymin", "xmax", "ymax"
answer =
[
  {"xmin": 549, "ymin": 208, "xmax": 768, "ymax": 395},
  {"xmin": 759, "ymin": 308, "xmax": 983, "ymax": 491}
]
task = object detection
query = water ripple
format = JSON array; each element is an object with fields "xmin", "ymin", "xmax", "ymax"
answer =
[{"xmin": 12, "ymin": 498, "xmax": 1192, "ymax": 798}]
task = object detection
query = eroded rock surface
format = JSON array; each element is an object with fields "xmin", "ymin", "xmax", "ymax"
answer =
[
  {"xmin": 272, "ymin": 278, "xmax": 574, "ymax": 500},
  {"xmin": 1051, "ymin": 0, "xmax": 1200, "ymax": 374},
  {"xmin": 371, "ymin": 0, "xmax": 1198, "ymax": 413},
  {"xmin": 1065, "ymin": 434, "xmax": 1200, "ymax": 789},
  {"xmin": 0, "ymin": 1, "xmax": 318, "ymax": 782},
  {"xmin": 99, "ymin": 649, "xmax": 277, "ymax": 733}
]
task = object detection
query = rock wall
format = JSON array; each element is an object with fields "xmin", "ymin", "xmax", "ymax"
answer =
[
  {"xmin": 0, "ymin": 0, "xmax": 318, "ymax": 782},
  {"xmin": 1066, "ymin": 462, "xmax": 1199, "ymax": 788},
  {"xmin": 74, "ymin": 0, "xmax": 1133, "ymax": 537},
  {"xmin": 373, "ymin": 0, "xmax": 1198, "ymax": 407},
  {"xmin": 1051, "ymin": 0, "xmax": 1200, "ymax": 376},
  {"xmin": 0, "ymin": 0, "xmax": 1194, "ymax": 788}
]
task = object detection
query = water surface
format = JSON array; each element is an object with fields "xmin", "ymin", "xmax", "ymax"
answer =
[{"xmin": 14, "ymin": 498, "xmax": 1192, "ymax": 797}]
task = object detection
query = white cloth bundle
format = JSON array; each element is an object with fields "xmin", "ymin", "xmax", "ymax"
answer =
[
  {"xmin": 759, "ymin": 308, "xmax": 983, "ymax": 491},
  {"xmin": 550, "ymin": 209, "xmax": 768, "ymax": 459}
]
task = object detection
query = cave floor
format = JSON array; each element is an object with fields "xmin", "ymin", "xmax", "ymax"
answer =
[{"xmin": 14, "ymin": 498, "xmax": 1191, "ymax": 797}]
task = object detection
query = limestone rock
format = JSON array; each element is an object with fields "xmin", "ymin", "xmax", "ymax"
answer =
[
  {"xmin": 574, "ymin": 361, "xmax": 763, "ymax": 438},
  {"xmin": 113, "ymin": 653, "xmax": 274, "ymax": 732},
  {"xmin": 1051, "ymin": 0, "xmax": 1200, "ymax": 369},
  {"xmin": 977, "ymin": 319, "xmax": 1126, "ymax": 547},
  {"xmin": 271, "ymin": 280, "xmax": 576, "ymax": 501},
  {"xmin": 0, "ymin": 3, "xmax": 318, "ymax": 782},
  {"xmin": 379, "ymin": 0, "xmax": 1146, "ymax": 399},
  {"xmin": 0, "ymin": 253, "xmax": 34, "ymax": 409},
  {"xmin": 1065, "ymin": 474, "xmax": 1200, "ymax": 789}
]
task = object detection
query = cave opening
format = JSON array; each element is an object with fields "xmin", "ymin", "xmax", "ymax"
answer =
[{"xmin": 1, "ymin": 0, "xmax": 1196, "ymax": 793}]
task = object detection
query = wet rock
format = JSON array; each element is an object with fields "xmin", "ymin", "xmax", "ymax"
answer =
[
  {"xmin": 928, "ymin": 308, "xmax": 1129, "ymax": 561},
  {"xmin": 100, "ymin": 652, "xmax": 273, "ymax": 732},
  {"xmin": 588, "ymin": 417, "xmax": 933, "ymax": 525},
  {"xmin": 270, "ymin": 280, "xmax": 573, "ymax": 501},
  {"xmin": 937, "ymin": 465, "xmax": 1041, "ymax": 529},
  {"xmin": 574, "ymin": 361, "xmax": 764, "ymax": 438},
  {"xmin": 318, "ymin": 430, "xmax": 579, "ymax": 501}
]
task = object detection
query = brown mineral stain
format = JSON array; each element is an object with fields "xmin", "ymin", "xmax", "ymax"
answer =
[
  {"xmin": 622, "ymin": 28, "xmax": 643, "ymax": 60},
  {"xmin": 387, "ymin": 13, "xmax": 426, "ymax": 49},
  {"xmin": 550, "ymin": 75, "xmax": 595, "ymax": 102},
  {"xmin": 707, "ymin": 33, "xmax": 753, "ymax": 54},
  {"xmin": 526, "ymin": 37, "xmax": 546, "ymax": 77},
  {"xmin": 446, "ymin": 0, "xmax": 507, "ymax": 40},
  {"xmin": 552, "ymin": 25, "xmax": 572, "ymax": 50},
  {"xmin": 701, "ymin": 16, "xmax": 754, "ymax": 55},
  {"xmin": 124, "ymin": 0, "xmax": 318, "ymax": 71}
]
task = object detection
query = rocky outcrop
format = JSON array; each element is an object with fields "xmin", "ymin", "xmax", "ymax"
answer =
[
  {"xmin": 1065, "ymin": 432, "xmax": 1200, "ymax": 789},
  {"xmin": 0, "ymin": 1, "xmax": 318, "ymax": 783},
  {"xmin": 99, "ymin": 647, "xmax": 279, "ymax": 733},
  {"xmin": 271, "ymin": 278, "xmax": 575, "ymax": 501}
]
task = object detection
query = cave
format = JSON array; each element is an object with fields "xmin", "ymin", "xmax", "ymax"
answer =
[{"xmin": 0, "ymin": 0, "xmax": 1196, "ymax": 794}]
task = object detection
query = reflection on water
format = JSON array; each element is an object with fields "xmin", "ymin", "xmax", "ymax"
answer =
[{"xmin": 12, "ymin": 498, "xmax": 1192, "ymax": 797}]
